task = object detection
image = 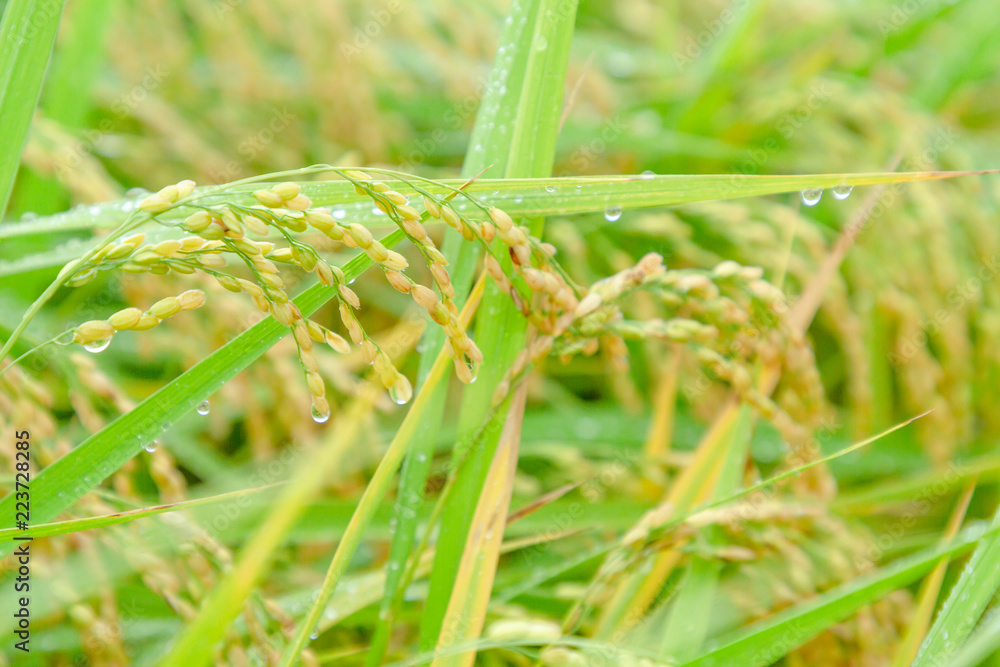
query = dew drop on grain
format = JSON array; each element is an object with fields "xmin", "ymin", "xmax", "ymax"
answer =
[
  {"xmin": 311, "ymin": 404, "xmax": 331, "ymax": 423},
  {"xmin": 84, "ymin": 338, "xmax": 112, "ymax": 354}
]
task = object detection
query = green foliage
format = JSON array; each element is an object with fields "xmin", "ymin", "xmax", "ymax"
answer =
[{"xmin": 3, "ymin": 1, "xmax": 1000, "ymax": 666}]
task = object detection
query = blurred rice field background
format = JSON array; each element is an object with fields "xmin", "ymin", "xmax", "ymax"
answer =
[{"xmin": 3, "ymin": 0, "xmax": 1000, "ymax": 665}]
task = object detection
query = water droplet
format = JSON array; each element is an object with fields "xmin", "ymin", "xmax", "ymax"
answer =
[
  {"xmin": 534, "ymin": 34, "xmax": 548, "ymax": 51},
  {"xmin": 196, "ymin": 400, "xmax": 210, "ymax": 416},
  {"xmin": 640, "ymin": 170, "xmax": 655, "ymax": 180},
  {"xmin": 144, "ymin": 439, "xmax": 159, "ymax": 453},
  {"xmin": 160, "ymin": 421, "xmax": 172, "ymax": 432},
  {"xmin": 604, "ymin": 205, "xmax": 623, "ymax": 222},
  {"xmin": 19, "ymin": 212, "xmax": 38, "ymax": 222},
  {"xmin": 388, "ymin": 387, "xmax": 408, "ymax": 405},
  {"xmin": 832, "ymin": 185, "xmax": 854, "ymax": 200},
  {"xmin": 545, "ymin": 186, "xmax": 556, "ymax": 193},
  {"xmin": 127, "ymin": 187, "xmax": 150, "ymax": 198},
  {"xmin": 83, "ymin": 338, "xmax": 112, "ymax": 354},
  {"xmin": 332, "ymin": 209, "xmax": 347, "ymax": 220},
  {"xmin": 801, "ymin": 189, "xmax": 823, "ymax": 206},
  {"xmin": 54, "ymin": 330, "xmax": 76, "ymax": 346},
  {"xmin": 309, "ymin": 630, "xmax": 319, "ymax": 641},
  {"xmin": 311, "ymin": 404, "xmax": 331, "ymax": 423},
  {"xmin": 416, "ymin": 452, "xmax": 428, "ymax": 463}
]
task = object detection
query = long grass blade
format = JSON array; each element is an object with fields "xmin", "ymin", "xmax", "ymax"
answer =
[
  {"xmin": 0, "ymin": 484, "xmax": 279, "ymax": 541},
  {"xmin": 421, "ymin": 0, "xmax": 579, "ymax": 646},
  {"xmin": 680, "ymin": 525, "xmax": 996, "ymax": 667},
  {"xmin": 0, "ymin": 0, "xmax": 67, "ymax": 217},
  {"xmin": 431, "ymin": 385, "xmax": 526, "ymax": 667},
  {"xmin": 4, "ymin": 169, "xmax": 996, "ymax": 242},
  {"xmin": 911, "ymin": 500, "xmax": 1000, "ymax": 666}
]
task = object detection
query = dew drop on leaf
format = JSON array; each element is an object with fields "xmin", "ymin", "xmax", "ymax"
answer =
[
  {"xmin": 832, "ymin": 185, "xmax": 854, "ymax": 200},
  {"xmin": 197, "ymin": 400, "xmax": 210, "ymax": 416},
  {"xmin": 801, "ymin": 188, "xmax": 823, "ymax": 206},
  {"xmin": 604, "ymin": 205, "xmax": 623, "ymax": 222}
]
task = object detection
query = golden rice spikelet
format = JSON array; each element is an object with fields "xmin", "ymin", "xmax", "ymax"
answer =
[
  {"xmin": 423, "ymin": 196, "xmax": 442, "ymax": 218},
  {"xmin": 107, "ymin": 308, "xmax": 143, "ymax": 331},
  {"xmin": 149, "ymin": 297, "xmax": 182, "ymax": 320},
  {"xmin": 73, "ymin": 320, "xmax": 115, "ymax": 345},
  {"xmin": 347, "ymin": 223, "xmax": 374, "ymax": 249},
  {"xmin": 139, "ymin": 193, "xmax": 171, "ymax": 214},
  {"xmin": 254, "ymin": 189, "xmax": 284, "ymax": 207},
  {"xmin": 133, "ymin": 315, "xmax": 160, "ymax": 331},
  {"xmin": 339, "ymin": 285, "xmax": 361, "ymax": 309},
  {"xmin": 385, "ymin": 270, "xmax": 412, "ymax": 293},
  {"xmin": 325, "ymin": 330, "xmax": 351, "ymax": 354},
  {"xmin": 178, "ymin": 290, "xmax": 206, "ymax": 311},
  {"xmin": 284, "ymin": 194, "xmax": 312, "ymax": 211},
  {"xmin": 271, "ymin": 182, "xmax": 300, "ymax": 200},
  {"xmin": 489, "ymin": 207, "xmax": 514, "ymax": 232},
  {"xmin": 411, "ymin": 284, "xmax": 439, "ymax": 311}
]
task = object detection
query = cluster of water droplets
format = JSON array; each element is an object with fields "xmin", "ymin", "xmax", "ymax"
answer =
[{"xmin": 800, "ymin": 185, "xmax": 853, "ymax": 207}]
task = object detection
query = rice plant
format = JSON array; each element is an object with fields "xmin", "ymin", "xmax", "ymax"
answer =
[{"xmin": 3, "ymin": 0, "xmax": 1000, "ymax": 666}]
